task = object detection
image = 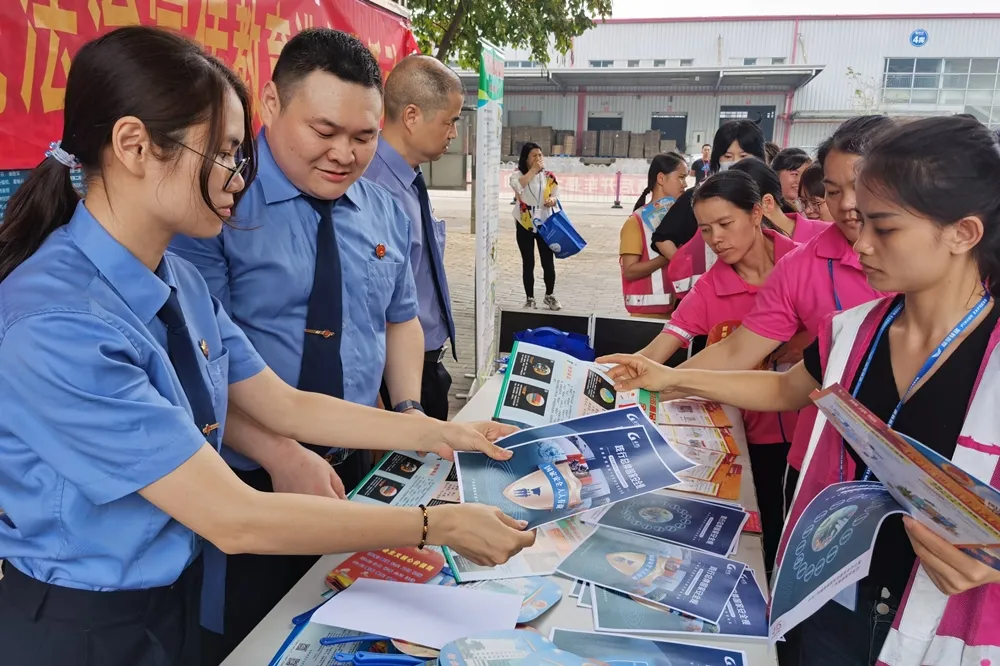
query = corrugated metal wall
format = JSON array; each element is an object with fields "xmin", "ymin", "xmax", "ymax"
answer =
[
  {"xmin": 787, "ymin": 122, "xmax": 842, "ymax": 154},
  {"xmin": 503, "ymin": 94, "xmax": 577, "ymax": 129}
]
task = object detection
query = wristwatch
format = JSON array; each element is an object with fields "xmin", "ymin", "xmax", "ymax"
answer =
[{"xmin": 393, "ymin": 400, "xmax": 425, "ymax": 414}]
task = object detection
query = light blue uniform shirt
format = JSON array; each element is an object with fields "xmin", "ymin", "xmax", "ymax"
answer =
[
  {"xmin": 170, "ymin": 133, "xmax": 418, "ymax": 470},
  {"xmin": 363, "ymin": 138, "xmax": 451, "ymax": 351},
  {"xmin": 0, "ymin": 202, "xmax": 265, "ymax": 590}
]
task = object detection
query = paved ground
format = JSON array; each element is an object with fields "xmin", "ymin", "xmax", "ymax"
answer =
[{"xmin": 430, "ymin": 190, "xmax": 632, "ymax": 417}]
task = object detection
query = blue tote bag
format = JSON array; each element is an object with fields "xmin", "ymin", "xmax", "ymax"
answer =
[
  {"xmin": 514, "ymin": 327, "xmax": 595, "ymax": 362},
  {"xmin": 533, "ymin": 202, "xmax": 586, "ymax": 259}
]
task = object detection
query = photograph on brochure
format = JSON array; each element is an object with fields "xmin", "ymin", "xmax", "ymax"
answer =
[
  {"xmin": 590, "ymin": 492, "xmax": 747, "ymax": 557},
  {"xmin": 657, "ymin": 399, "xmax": 732, "ymax": 428},
  {"xmin": 591, "ymin": 569, "xmax": 769, "ymax": 639},
  {"xmin": 349, "ymin": 452, "xmax": 454, "ymax": 508},
  {"xmin": 555, "ymin": 526, "xmax": 745, "ymax": 624},
  {"xmin": 455, "ymin": 427, "xmax": 678, "ymax": 530},
  {"xmin": 548, "ymin": 628, "xmax": 749, "ymax": 666},
  {"xmin": 495, "ymin": 405, "xmax": 696, "ymax": 476}
]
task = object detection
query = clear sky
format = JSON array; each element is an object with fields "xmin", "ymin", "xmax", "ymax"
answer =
[{"xmin": 610, "ymin": 0, "xmax": 1000, "ymax": 19}]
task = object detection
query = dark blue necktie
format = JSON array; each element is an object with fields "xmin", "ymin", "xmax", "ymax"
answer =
[
  {"xmin": 297, "ymin": 197, "xmax": 348, "ymax": 462},
  {"xmin": 156, "ymin": 288, "xmax": 227, "ymax": 634},
  {"xmin": 413, "ymin": 170, "xmax": 456, "ymax": 359}
]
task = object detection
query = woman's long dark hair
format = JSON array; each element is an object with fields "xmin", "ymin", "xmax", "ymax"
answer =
[
  {"xmin": 518, "ymin": 142, "xmax": 541, "ymax": 175},
  {"xmin": 730, "ymin": 157, "xmax": 798, "ymax": 216},
  {"xmin": 798, "ymin": 161, "xmax": 825, "ymax": 199},
  {"xmin": 633, "ymin": 152, "xmax": 686, "ymax": 211},
  {"xmin": 693, "ymin": 170, "xmax": 762, "ymax": 214},
  {"xmin": 0, "ymin": 26, "xmax": 257, "ymax": 283},
  {"xmin": 817, "ymin": 114, "xmax": 894, "ymax": 168},
  {"xmin": 771, "ymin": 147, "xmax": 810, "ymax": 174},
  {"xmin": 859, "ymin": 115, "xmax": 1000, "ymax": 297},
  {"xmin": 710, "ymin": 120, "xmax": 766, "ymax": 172}
]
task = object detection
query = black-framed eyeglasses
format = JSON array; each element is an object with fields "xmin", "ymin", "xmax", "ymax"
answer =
[{"xmin": 152, "ymin": 129, "xmax": 249, "ymax": 190}]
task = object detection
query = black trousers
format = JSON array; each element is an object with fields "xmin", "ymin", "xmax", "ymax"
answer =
[
  {"xmin": 515, "ymin": 222, "xmax": 555, "ymax": 299},
  {"xmin": 379, "ymin": 352, "xmax": 453, "ymax": 421},
  {"xmin": 200, "ymin": 452, "xmax": 371, "ymax": 666},
  {"xmin": 0, "ymin": 558, "xmax": 201, "ymax": 666},
  {"xmin": 747, "ymin": 441, "xmax": 791, "ymax": 579}
]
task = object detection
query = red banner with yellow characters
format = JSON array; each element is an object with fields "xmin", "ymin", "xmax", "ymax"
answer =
[{"xmin": 0, "ymin": 0, "xmax": 420, "ymax": 170}]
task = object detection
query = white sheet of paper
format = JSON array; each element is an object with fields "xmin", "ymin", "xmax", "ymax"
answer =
[{"xmin": 309, "ymin": 578, "xmax": 521, "ymax": 649}]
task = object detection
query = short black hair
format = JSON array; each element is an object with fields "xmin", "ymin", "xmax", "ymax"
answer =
[
  {"xmin": 702, "ymin": 143, "xmax": 712, "ymax": 149},
  {"xmin": 799, "ymin": 161, "xmax": 825, "ymax": 199},
  {"xmin": 272, "ymin": 28, "xmax": 383, "ymax": 103},
  {"xmin": 710, "ymin": 120, "xmax": 765, "ymax": 172},
  {"xmin": 816, "ymin": 115, "xmax": 893, "ymax": 169},
  {"xmin": 771, "ymin": 147, "xmax": 811, "ymax": 173}
]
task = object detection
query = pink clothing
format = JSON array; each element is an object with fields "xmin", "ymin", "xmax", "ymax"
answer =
[
  {"xmin": 780, "ymin": 298, "xmax": 1000, "ymax": 666},
  {"xmin": 662, "ymin": 229, "xmax": 799, "ymax": 446},
  {"xmin": 789, "ymin": 212, "xmax": 830, "ymax": 243},
  {"xmin": 741, "ymin": 223, "xmax": 884, "ymax": 469}
]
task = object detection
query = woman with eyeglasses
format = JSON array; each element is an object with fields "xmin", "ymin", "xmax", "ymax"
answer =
[
  {"xmin": 0, "ymin": 27, "xmax": 533, "ymax": 666},
  {"xmin": 799, "ymin": 161, "xmax": 835, "ymax": 223}
]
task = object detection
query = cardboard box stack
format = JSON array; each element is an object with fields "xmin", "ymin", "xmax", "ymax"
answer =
[
  {"xmin": 581, "ymin": 131, "xmax": 599, "ymax": 157},
  {"xmin": 613, "ymin": 131, "xmax": 631, "ymax": 158},
  {"xmin": 500, "ymin": 126, "xmax": 512, "ymax": 157},
  {"xmin": 644, "ymin": 131, "xmax": 663, "ymax": 158},
  {"xmin": 628, "ymin": 134, "xmax": 646, "ymax": 159}
]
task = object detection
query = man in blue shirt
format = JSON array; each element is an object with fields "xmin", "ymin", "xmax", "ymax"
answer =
[
  {"xmin": 364, "ymin": 55, "xmax": 463, "ymax": 421},
  {"xmin": 169, "ymin": 28, "xmax": 425, "ymax": 663}
]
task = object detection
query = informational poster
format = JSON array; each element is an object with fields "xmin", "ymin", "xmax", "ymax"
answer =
[
  {"xmin": 456, "ymin": 427, "xmax": 678, "ymax": 529},
  {"xmin": 658, "ymin": 400, "xmax": 732, "ymax": 428},
  {"xmin": 494, "ymin": 342, "xmax": 619, "ymax": 428},
  {"xmin": 590, "ymin": 492, "xmax": 747, "ymax": 557},
  {"xmin": 473, "ymin": 40, "xmax": 504, "ymax": 394},
  {"xmin": 769, "ymin": 482, "xmax": 902, "ymax": 643},
  {"xmin": 445, "ymin": 516, "xmax": 593, "ymax": 582},
  {"xmin": 269, "ymin": 624, "xmax": 382, "ymax": 666},
  {"xmin": 496, "ymin": 405, "xmax": 696, "ymax": 476},
  {"xmin": 556, "ymin": 526, "xmax": 746, "ymax": 624},
  {"xmin": 325, "ymin": 546, "xmax": 445, "ymax": 591},
  {"xmin": 659, "ymin": 424, "xmax": 741, "ymax": 455},
  {"xmin": 549, "ymin": 628, "xmax": 748, "ymax": 666},
  {"xmin": 349, "ymin": 452, "xmax": 456, "ymax": 508},
  {"xmin": 591, "ymin": 569, "xmax": 769, "ymax": 640}
]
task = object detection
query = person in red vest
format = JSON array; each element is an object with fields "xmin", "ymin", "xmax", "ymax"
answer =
[{"xmin": 619, "ymin": 153, "xmax": 689, "ymax": 319}]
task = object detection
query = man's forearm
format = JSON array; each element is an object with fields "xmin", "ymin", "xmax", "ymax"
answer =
[
  {"xmin": 223, "ymin": 405, "xmax": 301, "ymax": 471},
  {"xmin": 384, "ymin": 317, "xmax": 425, "ymax": 410}
]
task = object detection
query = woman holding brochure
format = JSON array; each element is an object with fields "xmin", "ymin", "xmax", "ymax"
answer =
[
  {"xmin": 0, "ymin": 27, "xmax": 533, "ymax": 666},
  {"xmin": 637, "ymin": 169, "xmax": 800, "ymax": 575},
  {"xmin": 599, "ymin": 115, "xmax": 1000, "ymax": 666}
]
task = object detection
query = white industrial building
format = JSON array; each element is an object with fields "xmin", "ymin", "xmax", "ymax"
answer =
[{"xmin": 457, "ymin": 13, "xmax": 1000, "ymax": 154}]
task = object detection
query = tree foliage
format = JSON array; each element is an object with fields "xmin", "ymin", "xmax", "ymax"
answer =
[{"xmin": 409, "ymin": 0, "xmax": 613, "ymax": 70}]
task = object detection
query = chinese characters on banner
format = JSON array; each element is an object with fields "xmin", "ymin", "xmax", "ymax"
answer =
[
  {"xmin": 499, "ymin": 169, "xmax": 647, "ymax": 202},
  {"xmin": 0, "ymin": 0, "xmax": 420, "ymax": 171}
]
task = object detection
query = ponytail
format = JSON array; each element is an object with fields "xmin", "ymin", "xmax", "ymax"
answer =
[
  {"xmin": 633, "ymin": 187, "xmax": 651, "ymax": 212},
  {"xmin": 0, "ymin": 156, "xmax": 80, "ymax": 282}
]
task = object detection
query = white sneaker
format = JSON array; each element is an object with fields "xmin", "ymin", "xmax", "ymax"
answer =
[
  {"xmin": 544, "ymin": 294, "xmax": 562, "ymax": 311},
  {"xmin": 524, "ymin": 297, "xmax": 537, "ymax": 309}
]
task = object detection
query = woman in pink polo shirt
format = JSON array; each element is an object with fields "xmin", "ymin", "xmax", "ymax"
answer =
[
  {"xmin": 638, "ymin": 170, "xmax": 799, "ymax": 574},
  {"xmin": 665, "ymin": 115, "xmax": 892, "ymax": 501},
  {"xmin": 600, "ymin": 114, "xmax": 1000, "ymax": 666},
  {"xmin": 667, "ymin": 157, "xmax": 828, "ymax": 298}
]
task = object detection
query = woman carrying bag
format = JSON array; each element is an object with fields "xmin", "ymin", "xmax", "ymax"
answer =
[{"xmin": 510, "ymin": 142, "xmax": 561, "ymax": 311}]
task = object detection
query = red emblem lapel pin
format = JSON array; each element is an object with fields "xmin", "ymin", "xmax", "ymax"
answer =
[{"xmin": 375, "ymin": 243, "xmax": 386, "ymax": 259}]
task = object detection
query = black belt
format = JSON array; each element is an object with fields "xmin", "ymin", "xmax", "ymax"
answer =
[
  {"xmin": 424, "ymin": 347, "xmax": 446, "ymax": 364},
  {"xmin": 0, "ymin": 557, "xmax": 201, "ymax": 625}
]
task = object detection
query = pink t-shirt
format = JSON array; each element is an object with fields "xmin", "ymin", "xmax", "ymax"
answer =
[
  {"xmin": 742, "ymin": 222, "xmax": 883, "ymax": 343},
  {"xmin": 663, "ymin": 229, "xmax": 799, "ymax": 446},
  {"xmin": 789, "ymin": 213, "xmax": 830, "ymax": 244}
]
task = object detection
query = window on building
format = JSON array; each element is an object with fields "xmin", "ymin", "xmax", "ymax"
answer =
[
  {"xmin": 653, "ymin": 59, "xmax": 666, "ymax": 67},
  {"xmin": 743, "ymin": 58, "xmax": 758, "ymax": 66},
  {"xmin": 680, "ymin": 59, "xmax": 694, "ymax": 67},
  {"xmin": 772, "ymin": 57, "xmax": 786, "ymax": 65},
  {"xmin": 627, "ymin": 60, "xmax": 640, "ymax": 68},
  {"xmin": 883, "ymin": 57, "xmax": 1000, "ymax": 126},
  {"xmin": 590, "ymin": 60, "xmax": 614, "ymax": 68}
]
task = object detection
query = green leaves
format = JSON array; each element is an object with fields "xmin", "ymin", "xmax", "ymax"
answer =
[{"xmin": 409, "ymin": 0, "xmax": 613, "ymax": 70}]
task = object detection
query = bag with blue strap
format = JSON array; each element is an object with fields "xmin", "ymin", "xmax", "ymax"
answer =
[{"xmin": 531, "ymin": 202, "xmax": 587, "ymax": 260}]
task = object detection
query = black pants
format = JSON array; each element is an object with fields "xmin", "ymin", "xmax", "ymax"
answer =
[
  {"xmin": 515, "ymin": 222, "xmax": 555, "ymax": 299},
  {"xmin": 200, "ymin": 452, "xmax": 371, "ymax": 666},
  {"xmin": 379, "ymin": 352, "xmax": 453, "ymax": 421},
  {"xmin": 0, "ymin": 558, "xmax": 201, "ymax": 666},
  {"xmin": 777, "ymin": 581, "xmax": 899, "ymax": 666},
  {"xmin": 748, "ymin": 441, "xmax": 791, "ymax": 579}
]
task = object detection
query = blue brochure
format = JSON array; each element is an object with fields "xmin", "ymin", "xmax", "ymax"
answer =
[
  {"xmin": 495, "ymin": 406, "xmax": 695, "ymax": 475},
  {"xmin": 769, "ymin": 481, "xmax": 904, "ymax": 643},
  {"xmin": 456, "ymin": 426, "xmax": 678, "ymax": 530},
  {"xmin": 556, "ymin": 526, "xmax": 745, "ymax": 624},
  {"xmin": 466, "ymin": 576, "xmax": 563, "ymax": 623},
  {"xmin": 594, "ymin": 492, "xmax": 748, "ymax": 557},
  {"xmin": 591, "ymin": 569, "xmax": 768, "ymax": 639},
  {"xmin": 437, "ymin": 629, "xmax": 554, "ymax": 665},
  {"xmin": 549, "ymin": 628, "xmax": 748, "ymax": 666}
]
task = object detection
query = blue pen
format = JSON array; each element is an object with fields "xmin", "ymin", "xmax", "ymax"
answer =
[
  {"xmin": 319, "ymin": 634, "xmax": 388, "ymax": 647},
  {"xmin": 291, "ymin": 597, "xmax": 333, "ymax": 626}
]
